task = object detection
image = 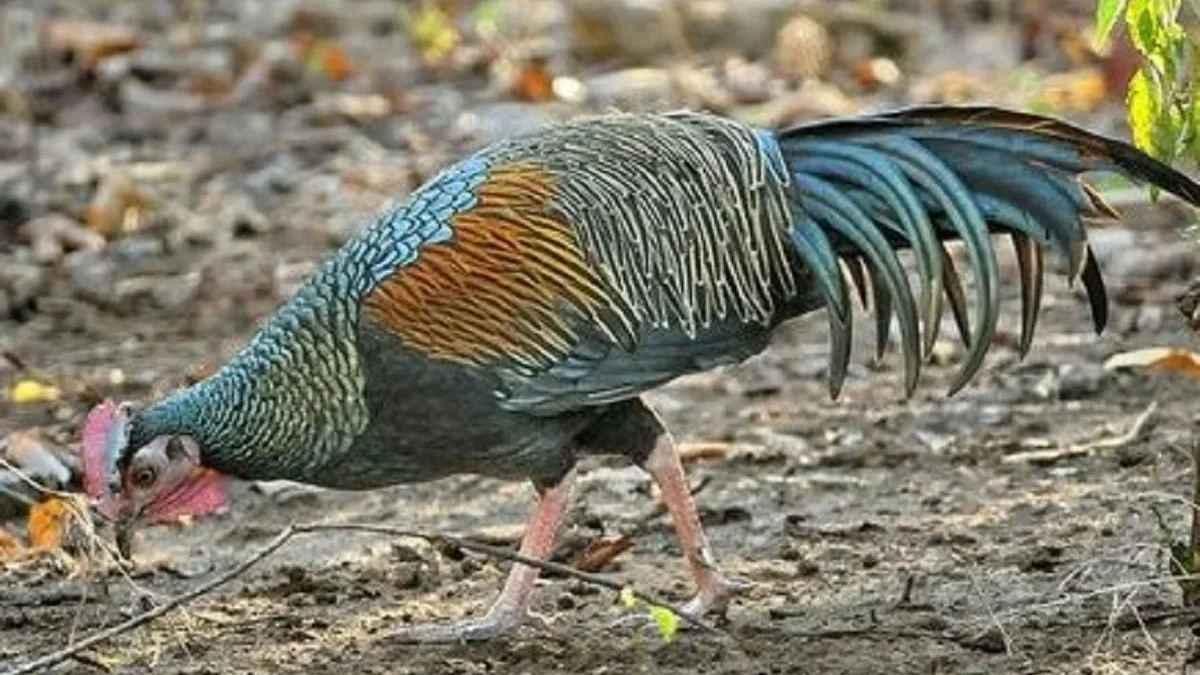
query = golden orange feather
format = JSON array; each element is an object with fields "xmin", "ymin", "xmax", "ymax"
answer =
[{"xmin": 362, "ymin": 164, "xmax": 634, "ymax": 370}]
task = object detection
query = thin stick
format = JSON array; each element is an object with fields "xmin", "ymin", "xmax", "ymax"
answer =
[
  {"xmin": 290, "ymin": 522, "xmax": 716, "ymax": 634},
  {"xmin": 967, "ymin": 572, "xmax": 1014, "ymax": 656},
  {"xmin": 1002, "ymin": 401, "xmax": 1157, "ymax": 465},
  {"xmin": 2, "ymin": 525, "xmax": 297, "ymax": 675},
  {"xmin": 2, "ymin": 521, "xmax": 721, "ymax": 675}
]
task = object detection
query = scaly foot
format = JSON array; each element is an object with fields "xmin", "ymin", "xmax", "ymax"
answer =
[
  {"xmin": 390, "ymin": 472, "xmax": 574, "ymax": 644},
  {"xmin": 681, "ymin": 572, "xmax": 752, "ymax": 618},
  {"xmin": 391, "ymin": 607, "xmax": 549, "ymax": 644}
]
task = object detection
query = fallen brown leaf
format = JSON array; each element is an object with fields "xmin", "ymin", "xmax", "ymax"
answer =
[
  {"xmin": 1103, "ymin": 347, "xmax": 1200, "ymax": 379},
  {"xmin": 678, "ymin": 442, "xmax": 732, "ymax": 465},
  {"xmin": 317, "ymin": 43, "xmax": 354, "ymax": 82},
  {"xmin": 28, "ymin": 494, "xmax": 88, "ymax": 551},
  {"xmin": 513, "ymin": 62, "xmax": 555, "ymax": 102},
  {"xmin": 0, "ymin": 527, "xmax": 22, "ymax": 560},
  {"xmin": 43, "ymin": 19, "xmax": 142, "ymax": 70},
  {"xmin": 572, "ymin": 534, "xmax": 634, "ymax": 573},
  {"xmin": 85, "ymin": 171, "xmax": 147, "ymax": 237}
]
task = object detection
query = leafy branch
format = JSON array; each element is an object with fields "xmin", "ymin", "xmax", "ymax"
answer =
[{"xmin": 1095, "ymin": 0, "xmax": 1200, "ymax": 167}]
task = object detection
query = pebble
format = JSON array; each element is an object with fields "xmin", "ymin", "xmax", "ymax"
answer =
[
  {"xmin": 0, "ymin": 431, "xmax": 76, "ymax": 520},
  {"xmin": 152, "ymin": 272, "xmax": 203, "ymax": 310},
  {"xmin": 774, "ymin": 14, "xmax": 832, "ymax": 83},
  {"xmin": 1055, "ymin": 362, "xmax": 1108, "ymax": 400},
  {"xmin": 0, "ymin": 260, "xmax": 48, "ymax": 316},
  {"xmin": 65, "ymin": 249, "xmax": 119, "ymax": 305},
  {"xmin": 0, "ymin": 193, "xmax": 30, "ymax": 230}
]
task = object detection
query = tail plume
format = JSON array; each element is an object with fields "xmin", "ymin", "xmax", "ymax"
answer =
[{"xmin": 774, "ymin": 105, "xmax": 1200, "ymax": 398}]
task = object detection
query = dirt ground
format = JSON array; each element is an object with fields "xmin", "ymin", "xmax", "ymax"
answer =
[{"xmin": 5, "ymin": 1, "xmax": 1200, "ymax": 674}]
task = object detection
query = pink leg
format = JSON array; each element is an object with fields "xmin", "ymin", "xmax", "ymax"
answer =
[
  {"xmin": 393, "ymin": 469, "xmax": 576, "ymax": 643},
  {"xmin": 644, "ymin": 433, "xmax": 747, "ymax": 617}
]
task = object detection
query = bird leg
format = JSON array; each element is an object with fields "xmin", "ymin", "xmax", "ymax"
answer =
[
  {"xmin": 392, "ymin": 468, "xmax": 576, "ymax": 643},
  {"xmin": 643, "ymin": 433, "xmax": 748, "ymax": 618}
]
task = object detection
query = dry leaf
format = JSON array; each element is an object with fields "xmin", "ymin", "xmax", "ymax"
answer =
[
  {"xmin": 9, "ymin": 379, "xmax": 61, "ymax": 404},
  {"xmin": 0, "ymin": 527, "xmax": 22, "ymax": 560},
  {"xmin": 513, "ymin": 62, "xmax": 555, "ymax": 102},
  {"xmin": 1040, "ymin": 68, "xmax": 1108, "ymax": 113},
  {"xmin": 572, "ymin": 535, "xmax": 634, "ymax": 573},
  {"xmin": 1103, "ymin": 347, "xmax": 1200, "ymax": 378},
  {"xmin": 316, "ymin": 43, "xmax": 354, "ymax": 82},
  {"xmin": 852, "ymin": 57, "xmax": 901, "ymax": 89},
  {"xmin": 43, "ymin": 20, "xmax": 142, "ymax": 70},
  {"xmin": 86, "ymin": 171, "xmax": 147, "ymax": 237},
  {"xmin": 678, "ymin": 442, "xmax": 732, "ymax": 465},
  {"xmin": 3, "ymin": 429, "xmax": 72, "ymax": 490},
  {"xmin": 28, "ymin": 495, "xmax": 88, "ymax": 551}
]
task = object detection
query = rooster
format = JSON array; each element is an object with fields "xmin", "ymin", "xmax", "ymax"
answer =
[{"xmin": 82, "ymin": 106, "xmax": 1200, "ymax": 642}]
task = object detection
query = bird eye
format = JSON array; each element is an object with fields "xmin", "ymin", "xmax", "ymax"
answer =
[{"xmin": 131, "ymin": 466, "xmax": 157, "ymax": 489}]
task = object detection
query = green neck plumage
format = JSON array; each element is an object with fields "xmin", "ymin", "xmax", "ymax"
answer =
[{"xmin": 130, "ymin": 272, "xmax": 372, "ymax": 482}]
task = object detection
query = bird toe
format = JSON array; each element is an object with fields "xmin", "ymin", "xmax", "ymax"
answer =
[{"xmin": 389, "ymin": 607, "xmax": 542, "ymax": 644}]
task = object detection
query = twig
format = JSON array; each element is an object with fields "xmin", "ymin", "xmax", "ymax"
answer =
[
  {"xmin": 290, "ymin": 522, "xmax": 717, "ymax": 635},
  {"xmin": 0, "ymin": 458, "xmax": 144, "ymax": 592},
  {"xmin": 1002, "ymin": 401, "xmax": 1157, "ymax": 465},
  {"xmin": 3, "ymin": 521, "xmax": 721, "ymax": 675},
  {"xmin": 2, "ymin": 525, "xmax": 296, "ymax": 675},
  {"xmin": 967, "ymin": 572, "xmax": 1014, "ymax": 656}
]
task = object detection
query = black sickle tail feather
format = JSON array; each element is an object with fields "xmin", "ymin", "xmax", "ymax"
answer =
[{"xmin": 774, "ymin": 105, "xmax": 1200, "ymax": 399}]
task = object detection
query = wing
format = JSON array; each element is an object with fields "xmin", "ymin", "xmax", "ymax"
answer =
[
  {"xmin": 361, "ymin": 162, "xmax": 639, "ymax": 375},
  {"xmin": 359, "ymin": 113, "xmax": 800, "ymax": 415}
]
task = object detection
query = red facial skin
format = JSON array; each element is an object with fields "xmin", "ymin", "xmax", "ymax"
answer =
[{"xmin": 81, "ymin": 400, "xmax": 230, "ymax": 532}]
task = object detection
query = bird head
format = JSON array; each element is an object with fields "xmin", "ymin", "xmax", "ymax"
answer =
[{"xmin": 81, "ymin": 399, "xmax": 229, "ymax": 554}]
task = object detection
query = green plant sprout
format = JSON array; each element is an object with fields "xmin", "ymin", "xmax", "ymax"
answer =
[{"xmin": 621, "ymin": 586, "xmax": 681, "ymax": 643}]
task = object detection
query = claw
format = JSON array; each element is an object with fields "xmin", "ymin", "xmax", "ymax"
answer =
[{"xmin": 681, "ymin": 574, "xmax": 752, "ymax": 619}]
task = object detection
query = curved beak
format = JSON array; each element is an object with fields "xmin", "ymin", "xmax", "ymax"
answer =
[
  {"xmin": 111, "ymin": 494, "xmax": 146, "ymax": 559},
  {"xmin": 115, "ymin": 518, "xmax": 137, "ymax": 559}
]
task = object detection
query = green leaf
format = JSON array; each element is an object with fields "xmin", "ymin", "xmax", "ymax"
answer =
[
  {"xmin": 1094, "ymin": 0, "xmax": 1128, "ymax": 49},
  {"xmin": 1128, "ymin": 67, "xmax": 1162, "ymax": 157},
  {"xmin": 1126, "ymin": 0, "xmax": 1162, "ymax": 53},
  {"xmin": 649, "ymin": 605, "xmax": 680, "ymax": 643}
]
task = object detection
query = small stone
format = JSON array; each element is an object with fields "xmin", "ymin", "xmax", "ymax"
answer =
[
  {"xmin": 19, "ymin": 213, "xmax": 106, "ymax": 264},
  {"xmin": 110, "ymin": 235, "xmax": 166, "ymax": 263},
  {"xmin": 929, "ymin": 339, "xmax": 962, "ymax": 366},
  {"xmin": 0, "ymin": 261, "xmax": 48, "ymax": 310},
  {"xmin": 723, "ymin": 57, "xmax": 775, "ymax": 104},
  {"xmin": 961, "ymin": 626, "xmax": 1008, "ymax": 653},
  {"xmin": 0, "ymin": 193, "xmax": 29, "ymax": 230},
  {"xmin": 584, "ymin": 68, "xmax": 673, "ymax": 110},
  {"xmin": 1055, "ymin": 362, "xmax": 1107, "ymax": 401},
  {"xmin": 1114, "ymin": 444, "xmax": 1151, "ymax": 468},
  {"xmin": 774, "ymin": 14, "xmax": 831, "ymax": 83},
  {"xmin": 65, "ymin": 249, "xmax": 119, "ymax": 305},
  {"xmin": 796, "ymin": 559, "xmax": 820, "ymax": 577},
  {"xmin": 220, "ymin": 193, "xmax": 271, "ymax": 239},
  {"xmin": 565, "ymin": 0, "xmax": 671, "ymax": 63},
  {"xmin": 152, "ymin": 272, "xmax": 202, "ymax": 310}
]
